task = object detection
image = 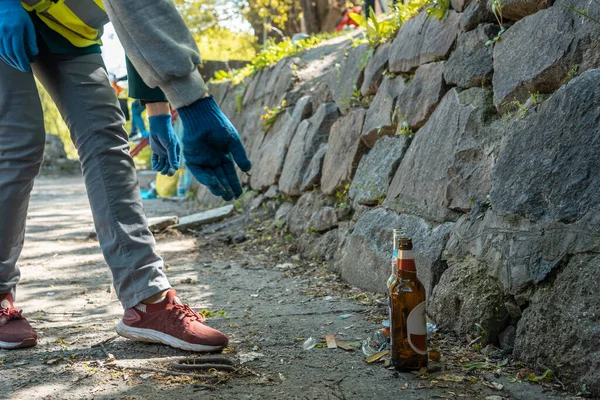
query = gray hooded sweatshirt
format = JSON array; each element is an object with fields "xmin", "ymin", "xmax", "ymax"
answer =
[{"xmin": 103, "ymin": 0, "xmax": 208, "ymax": 109}]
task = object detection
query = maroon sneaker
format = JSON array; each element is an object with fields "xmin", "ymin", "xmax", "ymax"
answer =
[
  {"xmin": 0, "ymin": 293, "xmax": 37, "ymax": 349},
  {"xmin": 116, "ymin": 289, "xmax": 228, "ymax": 352}
]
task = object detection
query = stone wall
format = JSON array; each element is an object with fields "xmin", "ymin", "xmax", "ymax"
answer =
[{"xmin": 204, "ymin": 0, "xmax": 600, "ymax": 393}]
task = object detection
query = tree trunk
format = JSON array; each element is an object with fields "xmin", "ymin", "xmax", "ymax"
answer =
[
  {"xmin": 301, "ymin": 0, "xmax": 321, "ymax": 34},
  {"xmin": 300, "ymin": 0, "xmax": 345, "ymax": 34}
]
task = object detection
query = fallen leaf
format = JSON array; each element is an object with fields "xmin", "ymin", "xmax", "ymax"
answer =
[
  {"xmin": 437, "ymin": 374, "xmax": 466, "ymax": 382},
  {"xmin": 335, "ymin": 341, "xmax": 355, "ymax": 351},
  {"xmin": 325, "ymin": 335, "xmax": 337, "ymax": 349},
  {"xmin": 365, "ymin": 350, "xmax": 388, "ymax": 364}
]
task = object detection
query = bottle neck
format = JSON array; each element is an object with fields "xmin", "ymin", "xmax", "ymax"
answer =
[{"xmin": 396, "ymin": 250, "xmax": 416, "ymax": 272}]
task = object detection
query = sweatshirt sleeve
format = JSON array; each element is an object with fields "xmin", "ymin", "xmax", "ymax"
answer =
[{"xmin": 103, "ymin": 0, "xmax": 208, "ymax": 109}]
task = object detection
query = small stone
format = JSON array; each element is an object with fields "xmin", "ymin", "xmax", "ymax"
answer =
[
  {"xmin": 275, "ymin": 263, "xmax": 295, "ymax": 271},
  {"xmin": 264, "ymin": 185, "xmax": 279, "ymax": 199},
  {"xmin": 232, "ymin": 233, "xmax": 248, "ymax": 244}
]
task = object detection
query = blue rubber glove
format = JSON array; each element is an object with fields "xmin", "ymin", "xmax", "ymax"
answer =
[
  {"xmin": 0, "ymin": 0, "xmax": 39, "ymax": 72},
  {"xmin": 178, "ymin": 95, "xmax": 251, "ymax": 201},
  {"xmin": 148, "ymin": 114, "xmax": 181, "ymax": 177}
]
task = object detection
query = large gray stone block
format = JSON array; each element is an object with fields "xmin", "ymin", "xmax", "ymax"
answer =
[
  {"xmin": 444, "ymin": 209, "xmax": 600, "ymax": 294},
  {"xmin": 336, "ymin": 208, "xmax": 454, "ymax": 299},
  {"xmin": 287, "ymin": 191, "xmax": 333, "ymax": 236},
  {"xmin": 196, "ymin": 185, "xmax": 224, "ymax": 208},
  {"xmin": 429, "ymin": 256, "xmax": 509, "ymax": 342},
  {"xmin": 207, "ymin": 81, "xmax": 232, "ymax": 106},
  {"xmin": 321, "ymin": 108, "xmax": 367, "ymax": 195},
  {"xmin": 396, "ymin": 61, "xmax": 447, "ymax": 130},
  {"xmin": 360, "ymin": 43, "xmax": 391, "ymax": 96},
  {"xmin": 389, "ymin": 10, "xmax": 460, "ymax": 73},
  {"xmin": 242, "ymin": 70, "xmax": 263, "ymax": 106},
  {"xmin": 308, "ymin": 206, "xmax": 339, "ymax": 232},
  {"xmin": 444, "ymin": 24, "xmax": 497, "ymax": 88},
  {"xmin": 514, "ymin": 254, "xmax": 600, "ymax": 396},
  {"xmin": 361, "ymin": 76, "xmax": 406, "ymax": 147},
  {"xmin": 349, "ymin": 136, "xmax": 409, "ymax": 207},
  {"xmin": 451, "ymin": 0, "xmax": 468, "ymax": 12},
  {"xmin": 492, "ymin": 1, "xmax": 600, "ymax": 108},
  {"xmin": 239, "ymin": 102, "xmax": 268, "ymax": 162},
  {"xmin": 490, "ymin": 69, "xmax": 600, "ymax": 222},
  {"xmin": 250, "ymin": 96, "xmax": 313, "ymax": 191},
  {"xmin": 460, "ymin": 0, "xmax": 494, "ymax": 31},
  {"xmin": 386, "ymin": 88, "xmax": 497, "ymax": 223},
  {"xmin": 297, "ymin": 229, "xmax": 340, "ymax": 261},
  {"xmin": 490, "ymin": 0, "xmax": 553, "ymax": 21},
  {"xmin": 279, "ymin": 103, "xmax": 339, "ymax": 197},
  {"xmin": 300, "ymin": 143, "xmax": 328, "ymax": 192},
  {"xmin": 328, "ymin": 43, "xmax": 368, "ymax": 113},
  {"xmin": 263, "ymin": 58, "xmax": 298, "ymax": 107}
]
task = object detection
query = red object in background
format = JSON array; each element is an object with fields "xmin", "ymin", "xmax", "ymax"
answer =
[
  {"xmin": 130, "ymin": 137, "xmax": 149, "ymax": 157},
  {"xmin": 336, "ymin": 6, "xmax": 363, "ymax": 32}
]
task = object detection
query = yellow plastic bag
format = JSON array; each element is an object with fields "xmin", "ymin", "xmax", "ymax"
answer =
[{"xmin": 155, "ymin": 169, "xmax": 182, "ymax": 198}]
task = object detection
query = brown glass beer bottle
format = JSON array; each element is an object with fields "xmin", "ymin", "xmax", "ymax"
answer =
[{"xmin": 390, "ymin": 237, "xmax": 428, "ymax": 371}]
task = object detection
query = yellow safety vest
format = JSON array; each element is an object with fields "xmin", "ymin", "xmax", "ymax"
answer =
[{"xmin": 21, "ymin": 0, "xmax": 109, "ymax": 47}]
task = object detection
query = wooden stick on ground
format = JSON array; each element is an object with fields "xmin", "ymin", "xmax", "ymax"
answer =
[{"xmin": 123, "ymin": 366, "xmax": 217, "ymax": 382}]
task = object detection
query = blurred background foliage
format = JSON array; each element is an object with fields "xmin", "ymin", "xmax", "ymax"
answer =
[{"xmin": 39, "ymin": 0, "xmax": 367, "ymax": 160}]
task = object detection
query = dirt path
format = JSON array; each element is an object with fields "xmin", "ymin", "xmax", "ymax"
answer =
[{"xmin": 0, "ymin": 177, "xmax": 575, "ymax": 400}]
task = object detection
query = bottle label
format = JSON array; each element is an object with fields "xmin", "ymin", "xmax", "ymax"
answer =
[
  {"xmin": 407, "ymin": 301, "xmax": 427, "ymax": 355},
  {"xmin": 398, "ymin": 250, "xmax": 413, "ymax": 259}
]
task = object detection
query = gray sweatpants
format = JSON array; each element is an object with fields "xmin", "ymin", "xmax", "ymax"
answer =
[{"xmin": 0, "ymin": 46, "xmax": 171, "ymax": 309}]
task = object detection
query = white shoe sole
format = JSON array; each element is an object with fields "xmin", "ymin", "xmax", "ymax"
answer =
[
  {"xmin": 116, "ymin": 321, "xmax": 224, "ymax": 352},
  {"xmin": 0, "ymin": 338, "xmax": 36, "ymax": 349}
]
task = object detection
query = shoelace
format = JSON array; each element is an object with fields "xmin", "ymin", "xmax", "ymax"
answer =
[
  {"xmin": 172, "ymin": 303, "xmax": 206, "ymax": 323},
  {"xmin": 0, "ymin": 307, "xmax": 23, "ymax": 321}
]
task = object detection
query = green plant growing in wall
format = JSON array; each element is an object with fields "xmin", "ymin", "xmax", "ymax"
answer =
[
  {"xmin": 350, "ymin": 1, "xmax": 430, "ymax": 49},
  {"xmin": 564, "ymin": 64, "xmax": 580, "ymax": 83},
  {"xmin": 212, "ymin": 32, "xmax": 338, "ymax": 85},
  {"xmin": 398, "ymin": 121, "xmax": 414, "ymax": 136},
  {"xmin": 427, "ymin": 0, "xmax": 450, "ymax": 21},
  {"xmin": 350, "ymin": 86, "xmax": 363, "ymax": 108},
  {"xmin": 359, "ymin": 48, "xmax": 374, "ymax": 71},
  {"xmin": 335, "ymin": 184, "xmax": 350, "ymax": 209},
  {"xmin": 486, "ymin": 0, "xmax": 505, "ymax": 47},
  {"xmin": 511, "ymin": 100, "xmax": 528, "ymax": 119},
  {"xmin": 529, "ymin": 91, "xmax": 542, "ymax": 105},
  {"xmin": 260, "ymin": 99, "xmax": 287, "ymax": 131},
  {"xmin": 235, "ymin": 93, "xmax": 244, "ymax": 113},
  {"xmin": 349, "ymin": 8, "xmax": 388, "ymax": 48}
]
